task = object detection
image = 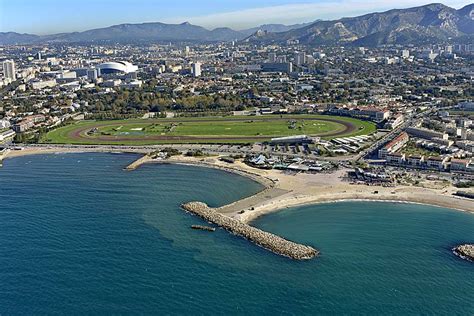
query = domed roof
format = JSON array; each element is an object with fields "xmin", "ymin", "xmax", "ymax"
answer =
[{"xmin": 97, "ymin": 61, "xmax": 138, "ymax": 73}]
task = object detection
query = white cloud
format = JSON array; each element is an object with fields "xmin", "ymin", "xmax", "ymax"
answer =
[{"xmin": 163, "ymin": 0, "xmax": 471, "ymax": 30}]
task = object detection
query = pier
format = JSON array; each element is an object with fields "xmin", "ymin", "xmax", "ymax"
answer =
[{"xmin": 181, "ymin": 202, "xmax": 319, "ymax": 260}]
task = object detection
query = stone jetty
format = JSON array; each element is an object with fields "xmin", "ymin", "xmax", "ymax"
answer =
[
  {"xmin": 124, "ymin": 154, "xmax": 153, "ymax": 170},
  {"xmin": 181, "ymin": 202, "xmax": 319, "ymax": 260},
  {"xmin": 453, "ymin": 244, "xmax": 474, "ymax": 262}
]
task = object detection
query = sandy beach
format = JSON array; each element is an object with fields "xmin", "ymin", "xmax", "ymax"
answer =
[
  {"xmin": 126, "ymin": 153, "xmax": 474, "ymax": 221},
  {"xmin": 3, "ymin": 147, "xmax": 474, "ymax": 221}
]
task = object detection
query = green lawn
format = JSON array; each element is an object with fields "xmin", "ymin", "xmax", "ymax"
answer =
[
  {"xmin": 401, "ymin": 141, "xmax": 439, "ymax": 157},
  {"xmin": 42, "ymin": 115, "xmax": 376, "ymax": 145}
]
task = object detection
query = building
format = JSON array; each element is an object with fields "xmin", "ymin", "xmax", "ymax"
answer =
[
  {"xmin": 458, "ymin": 101, "xmax": 474, "ymax": 111},
  {"xmin": 426, "ymin": 156, "xmax": 448, "ymax": 170},
  {"xmin": 30, "ymin": 79, "xmax": 57, "ymax": 90},
  {"xmin": 297, "ymin": 84, "xmax": 314, "ymax": 92},
  {"xmin": 378, "ymin": 132, "xmax": 409, "ymax": 159},
  {"xmin": 12, "ymin": 120, "xmax": 34, "ymax": 133},
  {"xmin": 268, "ymin": 52, "xmax": 277, "ymax": 63},
  {"xmin": 57, "ymin": 71, "xmax": 77, "ymax": 79},
  {"xmin": 120, "ymin": 80, "xmax": 143, "ymax": 89},
  {"xmin": 385, "ymin": 114, "xmax": 404, "ymax": 129},
  {"xmin": 2, "ymin": 60, "xmax": 16, "ymax": 80},
  {"xmin": 406, "ymin": 127, "xmax": 445, "ymax": 140},
  {"xmin": 386, "ymin": 152, "xmax": 405, "ymax": 164},
  {"xmin": 0, "ymin": 129, "xmax": 15, "ymax": 142},
  {"xmin": 406, "ymin": 155, "xmax": 424, "ymax": 167},
  {"xmin": 97, "ymin": 61, "xmax": 138, "ymax": 74},
  {"xmin": 294, "ymin": 52, "xmax": 306, "ymax": 65},
  {"xmin": 261, "ymin": 62, "xmax": 293, "ymax": 74},
  {"xmin": 0, "ymin": 119, "xmax": 10, "ymax": 129},
  {"xmin": 270, "ymin": 135, "xmax": 313, "ymax": 145},
  {"xmin": 12, "ymin": 115, "xmax": 45, "ymax": 133},
  {"xmin": 87, "ymin": 68, "xmax": 98, "ymax": 81},
  {"xmin": 450, "ymin": 158, "xmax": 471, "ymax": 171},
  {"xmin": 191, "ymin": 62, "xmax": 202, "ymax": 77},
  {"xmin": 328, "ymin": 106, "xmax": 390, "ymax": 122},
  {"xmin": 102, "ymin": 79, "xmax": 122, "ymax": 87}
]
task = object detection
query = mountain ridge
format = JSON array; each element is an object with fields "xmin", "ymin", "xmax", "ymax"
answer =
[
  {"xmin": 1, "ymin": 3, "xmax": 472, "ymax": 46},
  {"xmin": 244, "ymin": 3, "xmax": 474, "ymax": 46}
]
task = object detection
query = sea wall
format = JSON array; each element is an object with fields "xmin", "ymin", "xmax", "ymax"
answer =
[{"xmin": 181, "ymin": 202, "xmax": 319, "ymax": 260}]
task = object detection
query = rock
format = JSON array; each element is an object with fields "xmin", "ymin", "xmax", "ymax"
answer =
[{"xmin": 453, "ymin": 244, "xmax": 474, "ymax": 262}]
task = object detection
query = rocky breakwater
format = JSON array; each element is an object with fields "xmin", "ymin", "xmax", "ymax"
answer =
[
  {"xmin": 453, "ymin": 244, "xmax": 474, "ymax": 262},
  {"xmin": 181, "ymin": 202, "xmax": 319, "ymax": 260}
]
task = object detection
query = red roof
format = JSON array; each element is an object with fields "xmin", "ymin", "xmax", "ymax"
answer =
[{"xmin": 384, "ymin": 132, "xmax": 409, "ymax": 150}]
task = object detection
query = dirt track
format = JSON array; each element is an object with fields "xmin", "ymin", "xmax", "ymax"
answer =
[{"xmin": 68, "ymin": 117, "xmax": 357, "ymax": 143}]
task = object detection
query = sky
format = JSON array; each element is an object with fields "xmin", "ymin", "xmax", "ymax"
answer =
[{"xmin": 0, "ymin": 0, "xmax": 471, "ymax": 35}]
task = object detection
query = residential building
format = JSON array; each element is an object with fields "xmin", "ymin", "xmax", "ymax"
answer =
[
  {"xmin": 450, "ymin": 158, "xmax": 471, "ymax": 171},
  {"xmin": 406, "ymin": 155, "xmax": 425, "ymax": 167},
  {"xmin": 0, "ymin": 129, "xmax": 15, "ymax": 142},
  {"xmin": 0, "ymin": 119, "xmax": 11, "ymax": 129},
  {"xmin": 426, "ymin": 156, "xmax": 448, "ymax": 170},
  {"xmin": 2, "ymin": 60, "xmax": 16, "ymax": 80},
  {"xmin": 378, "ymin": 132, "xmax": 409, "ymax": 159},
  {"xmin": 192, "ymin": 62, "xmax": 201, "ymax": 77},
  {"xmin": 261, "ymin": 62, "xmax": 293, "ymax": 74},
  {"xmin": 386, "ymin": 152, "xmax": 406, "ymax": 164}
]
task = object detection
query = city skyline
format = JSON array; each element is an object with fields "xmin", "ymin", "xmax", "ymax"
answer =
[{"xmin": 0, "ymin": 0, "xmax": 471, "ymax": 35}]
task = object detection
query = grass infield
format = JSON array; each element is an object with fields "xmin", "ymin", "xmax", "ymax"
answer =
[{"xmin": 42, "ymin": 115, "xmax": 376, "ymax": 145}]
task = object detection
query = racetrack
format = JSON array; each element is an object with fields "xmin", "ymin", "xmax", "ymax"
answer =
[{"xmin": 43, "ymin": 115, "xmax": 375, "ymax": 145}]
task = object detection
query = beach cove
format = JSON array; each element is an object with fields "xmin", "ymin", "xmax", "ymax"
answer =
[
  {"xmin": 0, "ymin": 151, "xmax": 473, "ymax": 314},
  {"xmin": 5, "ymin": 146, "xmax": 474, "ymax": 219}
]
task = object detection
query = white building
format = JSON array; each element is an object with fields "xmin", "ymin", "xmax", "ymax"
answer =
[
  {"xmin": 2, "ymin": 60, "xmax": 16, "ymax": 80},
  {"xmin": 97, "ymin": 61, "xmax": 138, "ymax": 74},
  {"xmin": 192, "ymin": 62, "xmax": 201, "ymax": 77},
  {"xmin": 0, "ymin": 119, "xmax": 11, "ymax": 129},
  {"xmin": 294, "ymin": 52, "xmax": 306, "ymax": 65},
  {"xmin": 0, "ymin": 129, "xmax": 15, "ymax": 142},
  {"xmin": 31, "ymin": 79, "xmax": 57, "ymax": 90}
]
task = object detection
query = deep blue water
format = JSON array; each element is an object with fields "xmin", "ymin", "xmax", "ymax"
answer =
[{"xmin": 0, "ymin": 153, "xmax": 473, "ymax": 315}]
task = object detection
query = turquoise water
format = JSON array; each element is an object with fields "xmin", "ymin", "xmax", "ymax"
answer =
[{"xmin": 0, "ymin": 153, "xmax": 473, "ymax": 314}]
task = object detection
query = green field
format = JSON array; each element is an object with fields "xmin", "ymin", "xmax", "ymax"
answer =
[{"xmin": 42, "ymin": 115, "xmax": 376, "ymax": 145}]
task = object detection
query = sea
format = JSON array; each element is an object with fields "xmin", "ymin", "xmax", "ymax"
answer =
[{"xmin": 0, "ymin": 153, "xmax": 472, "ymax": 314}]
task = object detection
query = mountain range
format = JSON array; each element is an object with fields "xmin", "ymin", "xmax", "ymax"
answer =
[
  {"xmin": 245, "ymin": 3, "xmax": 474, "ymax": 46},
  {"xmin": 1, "ymin": 3, "xmax": 473, "ymax": 46},
  {"xmin": 0, "ymin": 22, "xmax": 310, "ymax": 45}
]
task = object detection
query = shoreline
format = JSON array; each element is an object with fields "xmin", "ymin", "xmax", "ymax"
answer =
[
  {"xmin": 3, "ymin": 147, "xmax": 474, "ymax": 222},
  {"xmin": 246, "ymin": 198, "xmax": 473, "ymax": 223}
]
